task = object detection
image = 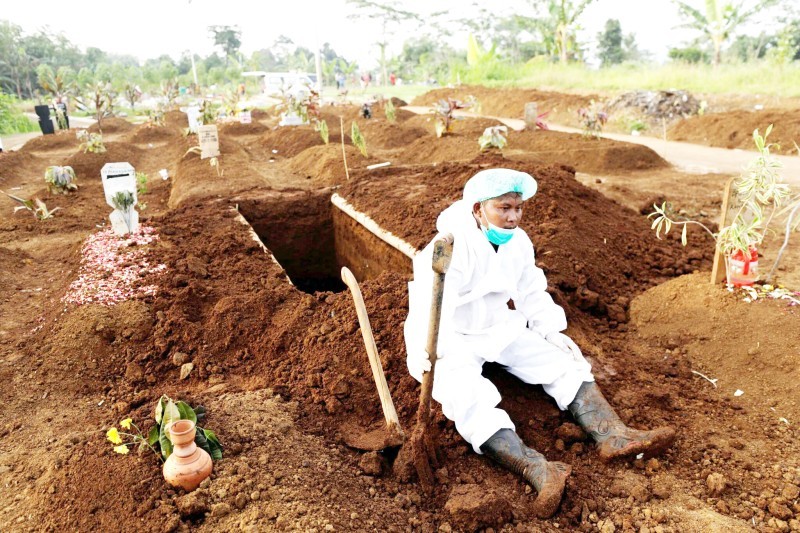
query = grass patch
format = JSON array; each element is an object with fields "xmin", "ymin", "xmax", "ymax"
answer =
[
  {"xmin": 449, "ymin": 60, "xmax": 800, "ymax": 98},
  {"xmin": 0, "ymin": 94, "xmax": 39, "ymax": 135}
]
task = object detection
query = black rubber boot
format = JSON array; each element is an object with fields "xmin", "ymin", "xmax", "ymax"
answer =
[
  {"xmin": 568, "ymin": 381, "xmax": 676, "ymax": 462},
  {"xmin": 480, "ymin": 429, "xmax": 571, "ymax": 518}
]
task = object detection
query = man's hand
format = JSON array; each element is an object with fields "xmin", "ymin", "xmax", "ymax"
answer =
[
  {"xmin": 545, "ymin": 332, "xmax": 587, "ymax": 364},
  {"xmin": 408, "ymin": 354, "xmax": 432, "ymax": 377}
]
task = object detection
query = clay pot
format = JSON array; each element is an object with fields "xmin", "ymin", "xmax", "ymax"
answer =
[{"xmin": 163, "ymin": 419, "xmax": 213, "ymax": 491}]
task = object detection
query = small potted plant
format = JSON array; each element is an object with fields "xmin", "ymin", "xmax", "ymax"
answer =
[
  {"xmin": 478, "ymin": 125, "xmax": 508, "ymax": 151},
  {"xmin": 577, "ymin": 100, "xmax": 608, "ymax": 138},
  {"xmin": 649, "ymin": 125, "xmax": 797, "ymax": 286},
  {"xmin": 433, "ymin": 98, "xmax": 471, "ymax": 138},
  {"xmin": 44, "ymin": 166, "xmax": 78, "ymax": 194}
]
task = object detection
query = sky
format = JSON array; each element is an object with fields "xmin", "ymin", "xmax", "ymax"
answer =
[{"xmin": 0, "ymin": 0, "xmax": 778, "ymax": 69}]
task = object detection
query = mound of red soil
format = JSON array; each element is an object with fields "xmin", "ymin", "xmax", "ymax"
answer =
[
  {"xmin": 259, "ymin": 126, "xmax": 323, "ymax": 158},
  {"xmin": 164, "ymin": 110, "xmax": 188, "ymax": 131},
  {"xmin": 0, "ymin": 151, "xmax": 46, "ymax": 182},
  {"xmin": 218, "ymin": 120, "xmax": 269, "ymax": 136},
  {"xmin": 413, "ymin": 86, "xmax": 597, "ymax": 126},
  {"xmin": 126, "ymin": 125, "xmax": 178, "ymax": 144},
  {"xmin": 17, "ymin": 131, "xmax": 79, "ymax": 153},
  {"xmin": 401, "ymin": 134, "xmax": 480, "ymax": 164},
  {"xmin": 360, "ymin": 120, "xmax": 427, "ymax": 150},
  {"xmin": 631, "ymin": 273, "xmax": 800, "ymax": 419},
  {"xmin": 88, "ymin": 117, "xmax": 134, "ymax": 134},
  {"xmin": 506, "ymin": 130, "xmax": 669, "ymax": 173},
  {"xmin": 250, "ymin": 108, "xmax": 273, "ymax": 120},
  {"xmin": 64, "ymin": 142, "xmax": 146, "ymax": 180},
  {"xmin": 287, "ymin": 144, "xmax": 366, "ymax": 185},
  {"xmin": 668, "ymin": 109, "xmax": 800, "ymax": 154},
  {"xmin": 339, "ymin": 154, "xmax": 712, "ymax": 327}
]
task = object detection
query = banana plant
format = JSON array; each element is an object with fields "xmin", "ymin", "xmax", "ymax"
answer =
[{"xmin": 1, "ymin": 190, "xmax": 60, "ymax": 220}]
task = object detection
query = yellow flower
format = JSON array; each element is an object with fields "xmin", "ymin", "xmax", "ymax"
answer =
[
  {"xmin": 106, "ymin": 427, "xmax": 122, "ymax": 444},
  {"xmin": 113, "ymin": 444, "xmax": 130, "ymax": 455},
  {"xmin": 120, "ymin": 418, "xmax": 132, "ymax": 430}
]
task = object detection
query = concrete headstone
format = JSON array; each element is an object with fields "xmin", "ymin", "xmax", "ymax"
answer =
[
  {"xmin": 198, "ymin": 125, "xmax": 220, "ymax": 159},
  {"xmin": 101, "ymin": 162, "xmax": 139, "ymax": 235}
]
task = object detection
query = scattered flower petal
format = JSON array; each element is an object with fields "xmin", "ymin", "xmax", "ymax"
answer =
[
  {"xmin": 106, "ymin": 427, "xmax": 122, "ymax": 444},
  {"xmin": 62, "ymin": 225, "xmax": 167, "ymax": 306},
  {"xmin": 113, "ymin": 444, "xmax": 130, "ymax": 454}
]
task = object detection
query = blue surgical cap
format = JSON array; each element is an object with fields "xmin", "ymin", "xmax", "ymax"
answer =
[{"xmin": 462, "ymin": 168, "xmax": 538, "ymax": 204}]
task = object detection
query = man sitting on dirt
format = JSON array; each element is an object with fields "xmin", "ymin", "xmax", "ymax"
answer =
[{"xmin": 403, "ymin": 168, "xmax": 676, "ymax": 518}]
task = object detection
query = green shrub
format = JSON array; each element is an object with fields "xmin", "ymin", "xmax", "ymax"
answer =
[{"xmin": 0, "ymin": 93, "xmax": 38, "ymax": 135}]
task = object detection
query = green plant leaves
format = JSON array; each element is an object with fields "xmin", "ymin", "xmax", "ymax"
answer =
[
  {"xmin": 195, "ymin": 427, "xmax": 224, "ymax": 461},
  {"xmin": 151, "ymin": 395, "xmax": 221, "ymax": 460}
]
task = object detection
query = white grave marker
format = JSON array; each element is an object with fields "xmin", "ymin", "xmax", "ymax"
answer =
[
  {"xmin": 239, "ymin": 110, "xmax": 252, "ymax": 124},
  {"xmin": 101, "ymin": 162, "xmax": 139, "ymax": 235},
  {"xmin": 279, "ymin": 111, "xmax": 305, "ymax": 126},
  {"xmin": 186, "ymin": 105, "xmax": 201, "ymax": 133},
  {"xmin": 198, "ymin": 124, "xmax": 220, "ymax": 159}
]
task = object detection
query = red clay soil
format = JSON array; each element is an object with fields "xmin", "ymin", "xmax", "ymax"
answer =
[
  {"xmin": 88, "ymin": 116, "xmax": 136, "ymax": 134},
  {"xmin": 285, "ymin": 144, "xmax": 369, "ymax": 185},
  {"xmin": 2, "ymin": 98, "xmax": 800, "ymax": 532},
  {"xmin": 412, "ymin": 86, "xmax": 598, "ymax": 127},
  {"xmin": 16, "ymin": 130, "xmax": 80, "ymax": 153},
  {"xmin": 506, "ymin": 130, "xmax": 669, "ymax": 174},
  {"xmin": 125, "ymin": 125, "xmax": 180, "ymax": 144},
  {"xmin": 63, "ymin": 142, "xmax": 146, "ymax": 181},
  {"xmin": 667, "ymin": 109, "xmax": 800, "ymax": 154},
  {"xmin": 217, "ymin": 121, "xmax": 269, "ymax": 136}
]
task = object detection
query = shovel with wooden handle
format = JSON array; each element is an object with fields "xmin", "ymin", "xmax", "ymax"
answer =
[
  {"xmin": 395, "ymin": 233, "xmax": 454, "ymax": 489},
  {"xmin": 340, "ymin": 267, "xmax": 404, "ymax": 449}
]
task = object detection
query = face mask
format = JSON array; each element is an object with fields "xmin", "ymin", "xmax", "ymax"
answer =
[{"xmin": 480, "ymin": 204, "xmax": 515, "ymax": 245}]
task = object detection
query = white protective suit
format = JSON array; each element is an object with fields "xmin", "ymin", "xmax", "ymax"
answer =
[{"xmin": 404, "ymin": 199, "xmax": 594, "ymax": 453}]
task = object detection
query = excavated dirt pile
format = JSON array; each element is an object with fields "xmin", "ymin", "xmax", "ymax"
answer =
[
  {"xmin": 412, "ymin": 86, "xmax": 596, "ymax": 127},
  {"xmin": 668, "ymin": 109, "xmax": 800, "ymax": 154}
]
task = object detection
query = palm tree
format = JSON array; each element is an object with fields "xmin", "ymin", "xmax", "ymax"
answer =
[{"xmin": 673, "ymin": 0, "xmax": 780, "ymax": 66}]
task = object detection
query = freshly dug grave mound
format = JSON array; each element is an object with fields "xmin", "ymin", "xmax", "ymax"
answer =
[
  {"xmin": 630, "ymin": 273, "xmax": 800, "ymax": 419},
  {"xmin": 169, "ymin": 136, "xmax": 266, "ymax": 207},
  {"xmin": 668, "ymin": 109, "xmax": 800, "ymax": 154},
  {"xmin": 339, "ymin": 154, "xmax": 713, "ymax": 327},
  {"xmin": 401, "ymin": 114, "xmax": 504, "ymax": 138},
  {"xmin": 401, "ymin": 133, "xmax": 481, "ymax": 164},
  {"xmin": 319, "ymin": 104, "xmax": 363, "ymax": 124},
  {"xmin": 218, "ymin": 120, "xmax": 269, "ymax": 136},
  {"xmin": 64, "ymin": 142, "xmax": 146, "ymax": 180},
  {"xmin": 88, "ymin": 117, "xmax": 134, "ymax": 134},
  {"xmin": 0, "ymin": 150, "xmax": 46, "ymax": 183},
  {"xmin": 163, "ymin": 109, "xmax": 188, "ymax": 132},
  {"xmin": 505, "ymin": 129, "xmax": 670, "ymax": 173},
  {"xmin": 286, "ymin": 144, "xmax": 367, "ymax": 186},
  {"xmin": 17, "ymin": 130, "xmax": 79, "ymax": 153},
  {"xmin": 258, "ymin": 125, "xmax": 323, "ymax": 158},
  {"xmin": 360, "ymin": 120, "xmax": 427, "ymax": 150},
  {"xmin": 250, "ymin": 107, "xmax": 274, "ymax": 120},
  {"xmin": 125, "ymin": 124, "xmax": 178, "ymax": 144},
  {"xmin": 412, "ymin": 86, "xmax": 597, "ymax": 126}
]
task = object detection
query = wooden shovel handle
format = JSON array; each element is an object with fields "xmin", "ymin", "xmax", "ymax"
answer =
[
  {"xmin": 340, "ymin": 267, "xmax": 403, "ymax": 437},
  {"xmin": 418, "ymin": 234, "xmax": 454, "ymax": 424}
]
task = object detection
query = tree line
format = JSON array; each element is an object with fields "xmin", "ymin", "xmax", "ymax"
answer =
[{"xmin": 1, "ymin": 0, "xmax": 799, "ymax": 102}]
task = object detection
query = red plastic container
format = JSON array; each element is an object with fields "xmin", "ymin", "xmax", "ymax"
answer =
[{"xmin": 725, "ymin": 248, "xmax": 759, "ymax": 286}]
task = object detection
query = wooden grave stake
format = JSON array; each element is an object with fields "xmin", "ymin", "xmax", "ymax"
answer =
[{"xmin": 710, "ymin": 177, "xmax": 738, "ymax": 284}]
